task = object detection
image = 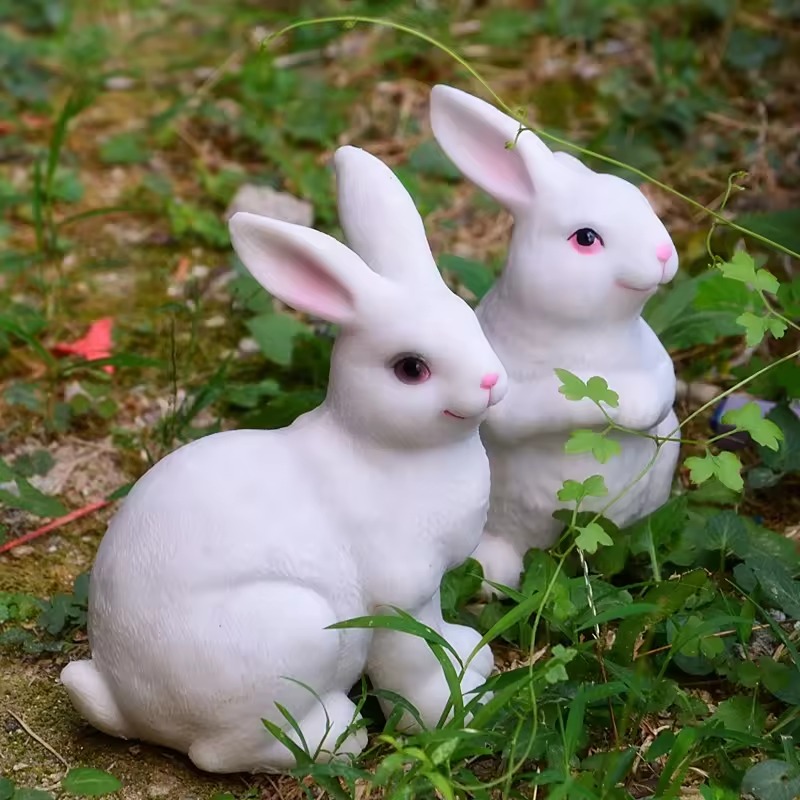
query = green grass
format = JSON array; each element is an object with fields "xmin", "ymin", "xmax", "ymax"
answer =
[{"xmin": 1, "ymin": 0, "xmax": 799, "ymax": 798}]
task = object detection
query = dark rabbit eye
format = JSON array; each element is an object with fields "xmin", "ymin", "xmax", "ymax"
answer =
[
  {"xmin": 392, "ymin": 355, "xmax": 431, "ymax": 385},
  {"xmin": 569, "ymin": 227, "xmax": 604, "ymax": 253}
]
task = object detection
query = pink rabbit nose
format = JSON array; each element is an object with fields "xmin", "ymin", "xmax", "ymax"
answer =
[
  {"xmin": 656, "ymin": 242, "xmax": 673, "ymax": 264},
  {"xmin": 481, "ymin": 373, "xmax": 499, "ymax": 390}
]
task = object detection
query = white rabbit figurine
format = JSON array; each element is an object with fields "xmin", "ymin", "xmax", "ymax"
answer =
[
  {"xmin": 429, "ymin": 85, "xmax": 680, "ymax": 593},
  {"xmin": 60, "ymin": 145, "xmax": 508, "ymax": 774}
]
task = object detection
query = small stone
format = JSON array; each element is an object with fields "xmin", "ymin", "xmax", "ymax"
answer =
[
  {"xmin": 237, "ymin": 336, "xmax": 260, "ymax": 356},
  {"xmin": 225, "ymin": 184, "xmax": 313, "ymax": 227},
  {"xmin": 12, "ymin": 762, "xmax": 29, "ymax": 771},
  {"xmin": 105, "ymin": 75, "xmax": 136, "ymax": 91},
  {"xmin": 10, "ymin": 546, "xmax": 35, "ymax": 558},
  {"xmin": 190, "ymin": 264, "xmax": 210, "ymax": 280},
  {"xmin": 203, "ymin": 315, "xmax": 226, "ymax": 329}
]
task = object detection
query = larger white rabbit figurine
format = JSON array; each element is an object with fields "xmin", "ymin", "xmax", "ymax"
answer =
[
  {"xmin": 429, "ymin": 86, "xmax": 680, "ymax": 592},
  {"xmin": 60, "ymin": 145, "xmax": 508, "ymax": 774}
]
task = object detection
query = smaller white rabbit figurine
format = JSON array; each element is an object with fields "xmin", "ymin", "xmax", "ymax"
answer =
[
  {"xmin": 429, "ymin": 85, "xmax": 680, "ymax": 593},
  {"xmin": 60, "ymin": 145, "xmax": 508, "ymax": 773}
]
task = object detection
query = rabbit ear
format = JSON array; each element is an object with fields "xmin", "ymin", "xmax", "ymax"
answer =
[
  {"xmin": 334, "ymin": 146, "xmax": 442, "ymax": 288},
  {"xmin": 429, "ymin": 85, "xmax": 557, "ymax": 212},
  {"xmin": 229, "ymin": 212, "xmax": 383, "ymax": 326},
  {"xmin": 553, "ymin": 151, "xmax": 594, "ymax": 175}
]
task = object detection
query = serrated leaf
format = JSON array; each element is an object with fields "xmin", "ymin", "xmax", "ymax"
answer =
[
  {"xmin": 767, "ymin": 316, "xmax": 788, "ymax": 339},
  {"xmin": 555, "ymin": 368, "xmax": 589, "ymax": 401},
  {"xmin": 245, "ymin": 312, "xmax": 310, "ymax": 366},
  {"xmin": 557, "ymin": 474, "xmax": 608, "ymax": 503},
  {"xmin": 585, "ymin": 376, "xmax": 619, "ymax": 407},
  {"xmin": 759, "ymin": 404, "xmax": 800, "ymax": 474},
  {"xmin": 685, "ymin": 453, "xmax": 715, "ymax": 485},
  {"xmin": 565, "ymin": 429, "xmax": 621, "ymax": 463},
  {"xmin": 722, "ymin": 401, "xmax": 784, "ymax": 451},
  {"xmin": 718, "ymin": 249, "xmax": 757, "ymax": 284},
  {"xmin": 575, "ymin": 522, "xmax": 613, "ymax": 554},
  {"xmin": 61, "ymin": 768, "xmax": 122, "ymax": 796},
  {"xmin": 736, "ymin": 311, "xmax": 769, "ymax": 347},
  {"xmin": 753, "ymin": 268, "xmax": 780, "ymax": 294},
  {"xmin": 714, "ymin": 451, "xmax": 744, "ymax": 492}
]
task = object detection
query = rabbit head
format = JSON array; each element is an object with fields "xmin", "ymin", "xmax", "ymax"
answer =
[
  {"xmin": 229, "ymin": 146, "xmax": 507, "ymax": 449},
  {"xmin": 429, "ymin": 85, "xmax": 679, "ymax": 325}
]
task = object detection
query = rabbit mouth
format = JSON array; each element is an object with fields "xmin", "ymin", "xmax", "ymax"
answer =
[
  {"xmin": 616, "ymin": 280, "xmax": 657, "ymax": 293},
  {"xmin": 444, "ymin": 410, "xmax": 468, "ymax": 420}
]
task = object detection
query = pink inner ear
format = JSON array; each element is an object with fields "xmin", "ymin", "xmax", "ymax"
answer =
[
  {"xmin": 438, "ymin": 107, "xmax": 535, "ymax": 208},
  {"xmin": 280, "ymin": 254, "xmax": 354, "ymax": 322}
]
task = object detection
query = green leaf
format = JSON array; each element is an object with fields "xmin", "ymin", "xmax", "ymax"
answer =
[
  {"xmin": 575, "ymin": 522, "xmax": 613, "ymax": 554},
  {"xmin": 565, "ymin": 429, "xmax": 621, "ymax": 463},
  {"xmin": 759, "ymin": 404, "xmax": 800, "ymax": 474},
  {"xmin": 245, "ymin": 312, "xmax": 310, "ymax": 366},
  {"xmin": 737, "ymin": 208, "xmax": 800, "ymax": 255},
  {"xmin": 767, "ymin": 316, "xmax": 788, "ymax": 340},
  {"xmin": 438, "ymin": 254, "xmax": 494, "ymax": 299},
  {"xmin": 585, "ymin": 376, "xmax": 619, "ymax": 407},
  {"xmin": 746, "ymin": 553, "xmax": 800, "ymax": 619},
  {"xmin": 326, "ymin": 612, "xmax": 459, "ymax": 662},
  {"xmin": 753, "ymin": 268, "xmax": 780, "ymax": 294},
  {"xmin": 736, "ymin": 311, "xmax": 769, "ymax": 347},
  {"xmin": 99, "ymin": 132, "xmax": 148, "ymax": 165},
  {"xmin": 722, "ymin": 401, "xmax": 783, "ymax": 451},
  {"xmin": 555, "ymin": 368, "xmax": 589, "ymax": 401},
  {"xmin": 61, "ymin": 768, "xmax": 121, "ymax": 796},
  {"xmin": 684, "ymin": 453, "xmax": 715, "ymax": 485},
  {"xmin": 407, "ymin": 140, "xmax": 462, "ymax": 181},
  {"xmin": 711, "ymin": 696, "xmax": 766, "ymax": 735},
  {"xmin": 0, "ymin": 777, "xmax": 13, "ymax": 800},
  {"xmin": 741, "ymin": 759, "xmax": 800, "ymax": 800},
  {"xmin": 0, "ymin": 478, "xmax": 67, "ymax": 518},
  {"xmin": 554, "ymin": 369, "xmax": 618, "ymax": 407},
  {"xmin": 718, "ymin": 250, "xmax": 757, "ymax": 284},
  {"xmin": 714, "ymin": 451, "xmax": 744, "ymax": 492},
  {"xmin": 687, "ymin": 451, "xmax": 743, "ymax": 492},
  {"xmin": 12, "ymin": 450, "xmax": 54, "ymax": 478},
  {"xmin": 557, "ymin": 474, "xmax": 608, "ymax": 503},
  {"xmin": 544, "ymin": 644, "xmax": 576, "ymax": 684},
  {"xmin": 705, "ymin": 511, "xmax": 748, "ymax": 554},
  {"xmin": 724, "ymin": 27, "xmax": 783, "ymax": 71},
  {"xmin": 13, "ymin": 790, "xmax": 55, "ymax": 800}
]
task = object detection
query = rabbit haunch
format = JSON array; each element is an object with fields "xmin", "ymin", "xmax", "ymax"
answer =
[
  {"xmin": 60, "ymin": 145, "xmax": 507, "ymax": 773},
  {"xmin": 430, "ymin": 85, "xmax": 680, "ymax": 593}
]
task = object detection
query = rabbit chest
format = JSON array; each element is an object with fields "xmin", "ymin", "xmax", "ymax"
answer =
[{"xmin": 336, "ymin": 437, "xmax": 492, "ymax": 612}]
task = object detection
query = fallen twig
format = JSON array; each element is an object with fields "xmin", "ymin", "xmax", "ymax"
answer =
[
  {"xmin": 0, "ymin": 499, "xmax": 109, "ymax": 555},
  {"xmin": 6, "ymin": 709, "xmax": 70, "ymax": 770}
]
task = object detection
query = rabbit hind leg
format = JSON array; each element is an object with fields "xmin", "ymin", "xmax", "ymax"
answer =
[
  {"xmin": 186, "ymin": 583, "xmax": 368, "ymax": 774},
  {"xmin": 188, "ymin": 690, "xmax": 367, "ymax": 773}
]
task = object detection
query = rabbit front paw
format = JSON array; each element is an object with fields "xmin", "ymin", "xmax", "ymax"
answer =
[
  {"xmin": 472, "ymin": 533, "xmax": 524, "ymax": 597},
  {"xmin": 441, "ymin": 620, "xmax": 494, "ymax": 678}
]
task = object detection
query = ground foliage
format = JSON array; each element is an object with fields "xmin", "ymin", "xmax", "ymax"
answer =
[{"xmin": 1, "ymin": 0, "xmax": 799, "ymax": 798}]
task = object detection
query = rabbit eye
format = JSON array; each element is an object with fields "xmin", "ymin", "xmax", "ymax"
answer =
[
  {"xmin": 392, "ymin": 355, "xmax": 431, "ymax": 385},
  {"xmin": 569, "ymin": 227, "xmax": 604, "ymax": 254}
]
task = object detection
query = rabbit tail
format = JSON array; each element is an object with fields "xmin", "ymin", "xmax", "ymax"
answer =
[{"xmin": 61, "ymin": 659, "xmax": 135, "ymax": 740}]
